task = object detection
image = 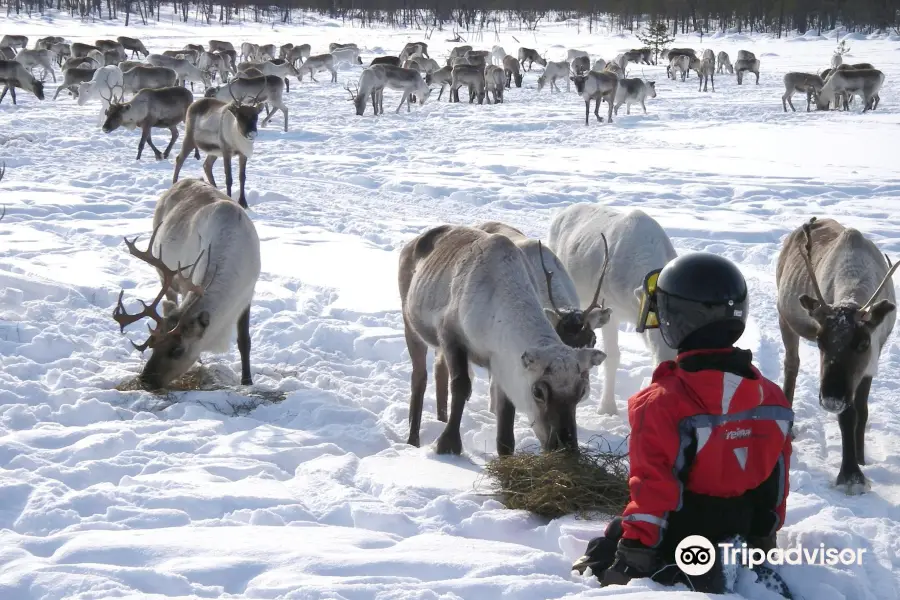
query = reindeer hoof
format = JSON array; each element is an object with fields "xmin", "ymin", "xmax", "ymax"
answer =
[
  {"xmin": 406, "ymin": 433, "xmax": 420, "ymax": 447},
  {"xmin": 241, "ymin": 377, "xmax": 252, "ymax": 385},
  {"xmin": 835, "ymin": 469, "xmax": 870, "ymax": 495},
  {"xmin": 435, "ymin": 430, "xmax": 462, "ymax": 455}
]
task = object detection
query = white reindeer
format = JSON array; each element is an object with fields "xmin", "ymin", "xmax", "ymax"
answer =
[{"xmin": 76, "ymin": 65, "xmax": 124, "ymax": 124}]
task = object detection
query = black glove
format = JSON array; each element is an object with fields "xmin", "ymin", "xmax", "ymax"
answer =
[
  {"xmin": 571, "ymin": 518, "xmax": 624, "ymax": 576},
  {"xmin": 600, "ymin": 539, "xmax": 660, "ymax": 587}
]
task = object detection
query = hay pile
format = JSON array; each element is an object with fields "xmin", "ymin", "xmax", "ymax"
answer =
[
  {"xmin": 480, "ymin": 436, "xmax": 630, "ymax": 520},
  {"xmin": 115, "ymin": 366, "xmax": 288, "ymax": 403}
]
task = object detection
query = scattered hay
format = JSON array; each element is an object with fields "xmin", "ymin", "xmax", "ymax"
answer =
[
  {"xmin": 479, "ymin": 436, "xmax": 630, "ymax": 520},
  {"xmin": 114, "ymin": 366, "xmax": 288, "ymax": 404}
]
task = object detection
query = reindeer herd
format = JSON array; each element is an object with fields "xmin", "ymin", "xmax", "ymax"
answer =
[{"xmin": 0, "ymin": 32, "xmax": 895, "ymax": 499}]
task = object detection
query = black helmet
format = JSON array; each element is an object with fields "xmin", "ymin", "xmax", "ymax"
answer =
[{"xmin": 636, "ymin": 253, "xmax": 749, "ymax": 350}]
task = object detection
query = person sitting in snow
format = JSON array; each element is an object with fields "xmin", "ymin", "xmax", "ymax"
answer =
[{"xmin": 571, "ymin": 253, "xmax": 794, "ymax": 596}]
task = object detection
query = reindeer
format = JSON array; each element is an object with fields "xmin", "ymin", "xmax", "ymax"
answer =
[
  {"xmin": 71, "ymin": 42, "xmax": 99, "ymax": 59},
  {"xmin": 62, "ymin": 56, "xmax": 98, "ymax": 72},
  {"xmin": 96, "ymin": 39, "xmax": 127, "ymax": 62},
  {"xmin": 825, "ymin": 63, "xmax": 879, "ymax": 109},
  {"xmin": 736, "ymin": 50, "xmax": 756, "ymax": 62},
  {"xmin": 121, "ymin": 65, "xmax": 178, "ymax": 97},
  {"xmin": 816, "ymin": 68, "xmax": 883, "ymax": 112},
  {"xmin": 447, "ymin": 45, "xmax": 473, "ymax": 66},
  {"xmin": 278, "ymin": 43, "xmax": 294, "ymax": 61},
  {"xmin": 199, "ymin": 51, "xmax": 231, "ymax": 84},
  {"xmin": 549, "ymin": 203, "xmax": 678, "ymax": 414},
  {"xmin": 399, "ymin": 42, "xmax": 429, "ymax": 62},
  {"xmin": 717, "ymin": 51, "xmax": 733, "ymax": 74},
  {"xmin": 0, "ymin": 60, "xmax": 46, "ymax": 104},
  {"xmin": 329, "ymin": 42, "xmax": 358, "ymax": 52},
  {"xmin": 665, "ymin": 48, "xmax": 696, "ymax": 78},
  {"xmin": 372, "ymin": 64, "xmax": 431, "ymax": 112},
  {"xmin": 464, "ymin": 50, "xmax": 489, "ymax": 68},
  {"xmin": 112, "ymin": 178, "xmax": 260, "ymax": 390},
  {"xmin": 102, "ymin": 85, "xmax": 193, "ymax": 161},
  {"xmin": 491, "ymin": 45, "xmax": 506, "ymax": 66},
  {"xmin": 450, "ymin": 63, "xmax": 486, "ymax": 104},
  {"xmin": 51, "ymin": 65, "xmax": 94, "ymax": 100},
  {"xmin": 613, "ymin": 78, "xmax": 656, "ymax": 115},
  {"xmin": 35, "ymin": 36, "xmax": 64, "ymax": 50},
  {"xmin": 77, "ymin": 65, "xmax": 124, "ymax": 124},
  {"xmin": 173, "ymin": 89, "xmax": 264, "ymax": 209},
  {"xmin": 349, "ymin": 66, "xmax": 383, "ymax": 115},
  {"xmin": 258, "ymin": 44, "xmax": 277, "ymax": 61},
  {"xmin": 89, "ymin": 48, "xmax": 123, "ymax": 67},
  {"xmin": 50, "ymin": 42, "xmax": 71, "ymax": 66},
  {"xmin": 484, "ymin": 65, "xmax": 505, "ymax": 104},
  {"xmin": 240, "ymin": 42, "xmax": 260, "ymax": 63},
  {"xmin": 205, "ymin": 75, "xmax": 288, "ymax": 132},
  {"xmin": 830, "ymin": 53, "xmax": 842, "ymax": 69},
  {"xmin": 331, "ymin": 46, "xmax": 363, "ymax": 66},
  {"xmin": 782, "ymin": 72, "xmax": 825, "ymax": 112},
  {"xmin": 163, "ymin": 49, "xmax": 199, "ymax": 65},
  {"xmin": 623, "ymin": 49, "xmax": 650, "ymax": 65},
  {"xmin": 502, "ymin": 55, "xmax": 522, "ymax": 89},
  {"xmin": 735, "ymin": 58, "xmax": 760, "ymax": 85},
  {"xmin": 209, "ymin": 40, "xmax": 234, "ymax": 54},
  {"xmin": 0, "ymin": 35, "xmax": 27, "ymax": 53},
  {"xmin": 117, "ymin": 36, "xmax": 149, "ymax": 59},
  {"xmin": 399, "ymin": 224, "xmax": 606, "ymax": 455},
  {"xmin": 698, "ymin": 56, "xmax": 715, "ymax": 92},
  {"xmin": 571, "ymin": 55, "xmax": 590, "ymax": 76},
  {"xmin": 572, "ymin": 70, "xmax": 617, "ymax": 125},
  {"xmin": 425, "ymin": 65, "xmax": 453, "ymax": 101},
  {"xmin": 611, "ymin": 53, "xmax": 628, "ymax": 71},
  {"xmin": 14, "ymin": 49, "xmax": 56, "ymax": 83},
  {"xmin": 238, "ymin": 59, "xmax": 300, "ymax": 92},
  {"xmin": 669, "ymin": 54, "xmax": 691, "ymax": 81},
  {"xmin": 0, "ymin": 46, "xmax": 14, "ymax": 60},
  {"xmin": 371, "ymin": 55, "xmax": 400, "ymax": 67},
  {"xmin": 604, "ymin": 62, "xmax": 625, "ymax": 79},
  {"xmin": 147, "ymin": 54, "xmax": 210, "ymax": 89},
  {"xmin": 776, "ymin": 217, "xmax": 898, "ymax": 494},
  {"xmin": 592, "ymin": 58, "xmax": 607, "ymax": 72},
  {"xmin": 537, "ymin": 61, "xmax": 571, "ymax": 92},
  {"xmin": 518, "ymin": 47, "xmax": 546, "ymax": 71},
  {"xmin": 297, "ymin": 54, "xmax": 337, "ymax": 83}
]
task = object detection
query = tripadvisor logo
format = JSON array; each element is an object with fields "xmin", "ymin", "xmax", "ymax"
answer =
[{"xmin": 675, "ymin": 534, "xmax": 867, "ymax": 575}]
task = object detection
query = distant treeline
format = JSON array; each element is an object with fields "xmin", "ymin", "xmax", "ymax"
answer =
[{"xmin": 4, "ymin": 0, "xmax": 900, "ymax": 37}]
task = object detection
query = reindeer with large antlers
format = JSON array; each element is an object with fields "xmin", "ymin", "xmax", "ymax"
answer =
[
  {"xmin": 776, "ymin": 217, "xmax": 898, "ymax": 495},
  {"xmin": 549, "ymin": 204, "xmax": 678, "ymax": 415},
  {"xmin": 113, "ymin": 178, "xmax": 261, "ymax": 390},
  {"xmin": 414, "ymin": 220, "xmax": 612, "ymax": 424}
]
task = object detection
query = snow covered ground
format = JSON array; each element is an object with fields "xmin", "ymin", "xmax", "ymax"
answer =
[{"xmin": 1, "ymin": 10, "xmax": 899, "ymax": 600}]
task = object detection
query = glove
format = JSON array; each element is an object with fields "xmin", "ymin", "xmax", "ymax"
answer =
[
  {"xmin": 600, "ymin": 539, "xmax": 661, "ymax": 587},
  {"xmin": 572, "ymin": 535, "xmax": 619, "ymax": 576}
]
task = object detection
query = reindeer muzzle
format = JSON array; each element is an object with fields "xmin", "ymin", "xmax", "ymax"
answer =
[{"xmin": 819, "ymin": 395, "xmax": 848, "ymax": 415}]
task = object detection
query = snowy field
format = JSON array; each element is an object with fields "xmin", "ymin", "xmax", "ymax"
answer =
[{"xmin": 1, "ymin": 10, "xmax": 900, "ymax": 600}]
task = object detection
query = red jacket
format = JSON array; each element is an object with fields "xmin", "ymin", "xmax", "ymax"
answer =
[{"xmin": 620, "ymin": 349, "xmax": 793, "ymax": 548}]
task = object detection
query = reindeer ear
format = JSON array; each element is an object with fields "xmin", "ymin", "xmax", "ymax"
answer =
[
  {"xmin": 577, "ymin": 348, "xmax": 607, "ymax": 369},
  {"xmin": 197, "ymin": 310, "xmax": 210, "ymax": 329},
  {"xmin": 521, "ymin": 349, "xmax": 549, "ymax": 374},
  {"xmin": 864, "ymin": 299, "xmax": 895, "ymax": 328},
  {"xmin": 543, "ymin": 308, "xmax": 561, "ymax": 327},
  {"xmin": 586, "ymin": 307, "xmax": 612, "ymax": 329},
  {"xmin": 798, "ymin": 294, "xmax": 820, "ymax": 315}
]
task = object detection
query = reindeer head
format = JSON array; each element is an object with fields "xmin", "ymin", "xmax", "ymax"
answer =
[
  {"xmin": 30, "ymin": 78, "xmax": 45, "ymax": 100},
  {"xmin": 537, "ymin": 74, "xmax": 547, "ymax": 91},
  {"xmin": 538, "ymin": 238, "xmax": 611, "ymax": 349},
  {"xmin": 521, "ymin": 344, "xmax": 606, "ymax": 452},
  {"xmin": 572, "ymin": 74, "xmax": 588, "ymax": 93},
  {"xmin": 797, "ymin": 218, "xmax": 898, "ymax": 414},
  {"xmin": 226, "ymin": 84, "xmax": 264, "ymax": 142},
  {"xmin": 100, "ymin": 83, "xmax": 127, "ymax": 132},
  {"xmin": 112, "ymin": 226, "xmax": 215, "ymax": 390},
  {"xmin": 514, "ymin": 72, "xmax": 523, "ymax": 87},
  {"xmin": 647, "ymin": 81, "xmax": 657, "ymax": 98}
]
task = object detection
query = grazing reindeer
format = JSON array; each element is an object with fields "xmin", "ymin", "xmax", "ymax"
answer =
[
  {"xmin": 209, "ymin": 40, "xmax": 235, "ymax": 54},
  {"xmin": 399, "ymin": 224, "xmax": 606, "ymax": 455},
  {"xmin": 613, "ymin": 78, "xmax": 656, "ymax": 115},
  {"xmin": 349, "ymin": 66, "xmax": 385, "ymax": 115},
  {"xmin": 573, "ymin": 70, "xmax": 618, "ymax": 125},
  {"xmin": 199, "ymin": 51, "xmax": 231, "ymax": 84},
  {"xmin": 623, "ymin": 49, "xmax": 650, "ymax": 65},
  {"xmin": 147, "ymin": 54, "xmax": 210, "ymax": 89},
  {"xmin": 537, "ymin": 61, "xmax": 571, "ymax": 92},
  {"xmin": 490, "ymin": 45, "xmax": 506, "ymax": 66},
  {"xmin": 782, "ymin": 72, "xmax": 825, "ymax": 112},
  {"xmin": 736, "ymin": 50, "xmax": 756, "ymax": 62},
  {"xmin": 717, "ymin": 51, "xmax": 733, "ymax": 74},
  {"xmin": 450, "ymin": 64, "xmax": 486, "ymax": 104},
  {"xmin": 425, "ymin": 65, "xmax": 453, "ymax": 101},
  {"xmin": 206, "ymin": 75, "xmax": 289, "ymax": 131},
  {"xmin": 0, "ymin": 60, "xmax": 46, "ymax": 104},
  {"xmin": 71, "ymin": 42, "xmax": 99, "ymax": 59},
  {"xmin": 287, "ymin": 44, "xmax": 311, "ymax": 67},
  {"xmin": 399, "ymin": 42, "xmax": 429, "ymax": 61},
  {"xmin": 698, "ymin": 56, "xmax": 715, "ymax": 92},
  {"xmin": 0, "ymin": 35, "xmax": 28, "ymax": 53},
  {"xmin": 373, "ymin": 64, "xmax": 431, "ymax": 112},
  {"xmin": 371, "ymin": 55, "xmax": 400, "ymax": 67},
  {"xmin": 122, "ymin": 65, "xmax": 178, "ymax": 97},
  {"xmin": 518, "ymin": 47, "xmax": 546, "ymax": 71},
  {"xmin": 447, "ymin": 45, "xmax": 473, "ymax": 66},
  {"xmin": 666, "ymin": 48, "xmax": 696, "ymax": 78},
  {"xmin": 570, "ymin": 55, "xmax": 590, "ymax": 76},
  {"xmin": 51, "ymin": 66, "xmax": 94, "ymax": 100},
  {"xmin": 279, "ymin": 43, "xmax": 294, "ymax": 60},
  {"xmin": 329, "ymin": 42, "xmax": 358, "ymax": 52},
  {"xmin": 258, "ymin": 44, "xmax": 277, "ymax": 61},
  {"xmin": 502, "ymin": 55, "xmax": 522, "ymax": 88},
  {"xmin": 163, "ymin": 49, "xmax": 199, "ymax": 65},
  {"xmin": 669, "ymin": 54, "xmax": 691, "ymax": 81},
  {"xmin": 776, "ymin": 217, "xmax": 898, "ymax": 494},
  {"xmin": 701, "ymin": 48, "xmax": 715, "ymax": 63},
  {"xmin": 332, "ymin": 46, "xmax": 363, "ymax": 66},
  {"xmin": 735, "ymin": 58, "xmax": 760, "ymax": 85},
  {"xmin": 102, "ymin": 86, "xmax": 194, "ymax": 160},
  {"xmin": 549, "ymin": 203, "xmax": 678, "ymax": 414},
  {"xmin": 240, "ymin": 42, "xmax": 261, "ymax": 63},
  {"xmin": 77, "ymin": 66, "xmax": 124, "ymax": 124},
  {"xmin": 96, "ymin": 39, "xmax": 127, "ymax": 62},
  {"xmin": 297, "ymin": 54, "xmax": 338, "ymax": 83},
  {"xmin": 50, "ymin": 42, "xmax": 71, "ymax": 65},
  {"xmin": 484, "ymin": 65, "xmax": 505, "ymax": 103},
  {"xmin": 118, "ymin": 36, "xmax": 149, "ymax": 58},
  {"xmin": 173, "ymin": 88, "xmax": 264, "ymax": 209},
  {"xmin": 238, "ymin": 59, "xmax": 300, "ymax": 92},
  {"xmin": 112, "ymin": 178, "xmax": 260, "ymax": 390},
  {"xmin": 14, "ymin": 49, "xmax": 57, "ymax": 83},
  {"xmin": 816, "ymin": 69, "xmax": 884, "ymax": 112}
]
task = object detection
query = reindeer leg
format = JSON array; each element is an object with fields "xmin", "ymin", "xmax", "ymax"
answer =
[
  {"xmin": 435, "ymin": 339, "xmax": 470, "ymax": 456},
  {"xmin": 143, "ymin": 125, "xmax": 163, "ymax": 160},
  {"xmin": 203, "ymin": 155, "xmax": 218, "ymax": 188},
  {"xmin": 396, "ymin": 92, "xmax": 407, "ymax": 113},
  {"xmin": 778, "ymin": 315, "xmax": 800, "ymax": 405},
  {"xmin": 435, "ymin": 350, "xmax": 449, "ymax": 422},
  {"xmin": 136, "ymin": 124, "xmax": 150, "ymax": 160},
  {"xmin": 237, "ymin": 154, "xmax": 248, "ymax": 209},
  {"xmin": 172, "ymin": 136, "xmax": 194, "ymax": 183},
  {"xmin": 854, "ymin": 376, "xmax": 872, "ymax": 465},
  {"xmin": 237, "ymin": 306, "xmax": 252, "ymax": 385},
  {"xmin": 584, "ymin": 99, "xmax": 590, "ymax": 126},
  {"xmin": 641, "ymin": 99, "xmax": 647, "ymax": 114},
  {"xmin": 404, "ymin": 316, "xmax": 428, "ymax": 448},
  {"xmin": 493, "ymin": 380, "xmax": 516, "ymax": 456},
  {"xmin": 0, "ymin": 84, "xmax": 8, "ymax": 104},
  {"xmin": 223, "ymin": 152, "xmax": 233, "ymax": 200},
  {"xmin": 599, "ymin": 321, "xmax": 619, "ymax": 414},
  {"xmin": 836, "ymin": 403, "xmax": 869, "ymax": 494},
  {"xmin": 52, "ymin": 83, "xmax": 64, "ymax": 100},
  {"xmin": 163, "ymin": 125, "xmax": 179, "ymax": 159}
]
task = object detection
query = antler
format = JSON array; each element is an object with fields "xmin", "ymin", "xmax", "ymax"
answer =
[
  {"xmin": 112, "ymin": 224, "xmax": 209, "ymax": 351},
  {"xmin": 344, "ymin": 80, "xmax": 359, "ymax": 100},
  {"xmin": 581, "ymin": 233, "xmax": 610, "ymax": 327},
  {"xmin": 799, "ymin": 217, "xmax": 829, "ymax": 309},
  {"xmin": 537, "ymin": 240, "xmax": 562, "ymax": 316},
  {"xmin": 860, "ymin": 253, "xmax": 900, "ymax": 314},
  {"xmin": 0, "ymin": 161, "xmax": 5, "ymax": 183}
]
